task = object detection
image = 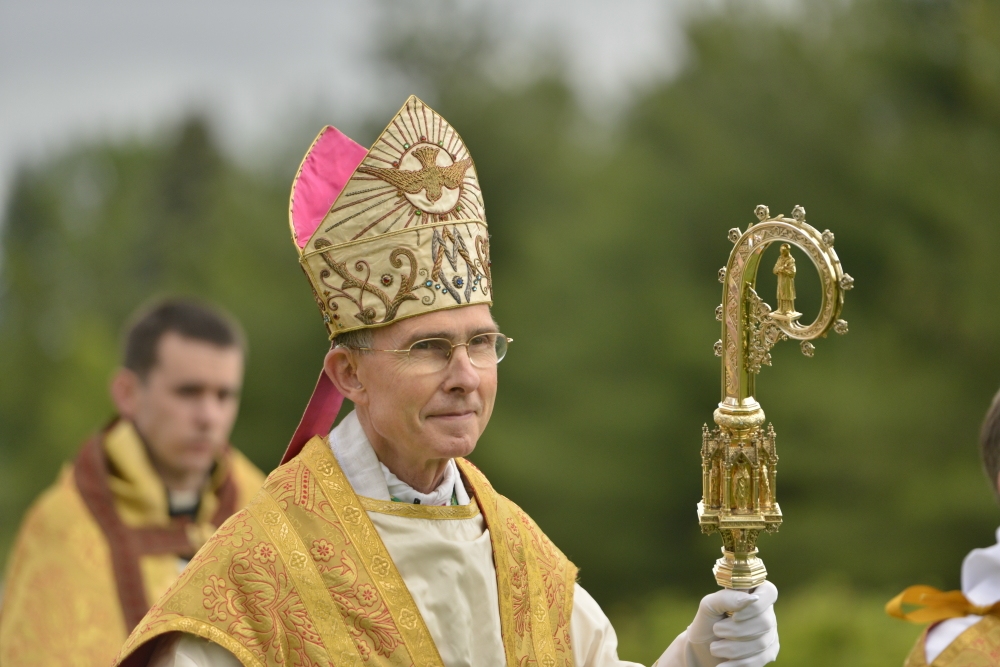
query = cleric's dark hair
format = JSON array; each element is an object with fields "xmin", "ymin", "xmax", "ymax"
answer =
[
  {"xmin": 980, "ymin": 387, "xmax": 1000, "ymax": 499},
  {"xmin": 122, "ymin": 298, "xmax": 245, "ymax": 379}
]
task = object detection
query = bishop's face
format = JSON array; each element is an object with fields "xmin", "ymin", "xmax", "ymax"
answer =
[{"xmin": 349, "ymin": 304, "xmax": 498, "ymax": 465}]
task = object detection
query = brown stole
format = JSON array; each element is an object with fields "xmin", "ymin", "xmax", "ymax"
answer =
[{"xmin": 73, "ymin": 423, "xmax": 238, "ymax": 632}]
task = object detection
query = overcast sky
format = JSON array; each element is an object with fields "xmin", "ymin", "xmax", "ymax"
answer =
[{"xmin": 0, "ymin": 0, "xmax": 692, "ymax": 211}]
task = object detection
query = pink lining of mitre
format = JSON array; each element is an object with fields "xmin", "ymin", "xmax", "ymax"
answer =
[{"xmin": 290, "ymin": 126, "xmax": 369, "ymax": 249}]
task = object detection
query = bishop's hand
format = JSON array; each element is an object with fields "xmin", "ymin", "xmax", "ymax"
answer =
[{"xmin": 655, "ymin": 581, "xmax": 779, "ymax": 667}]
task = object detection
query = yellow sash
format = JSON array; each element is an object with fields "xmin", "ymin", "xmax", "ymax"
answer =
[
  {"xmin": 888, "ymin": 586, "xmax": 1000, "ymax": 624},
  {"xmin": 113, "ymin": 437, "xmax": 578, "ymax": 667}
]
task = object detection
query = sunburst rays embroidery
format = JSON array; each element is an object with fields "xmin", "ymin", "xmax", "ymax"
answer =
[{"xmin": 322, "ymin": 97, "xmax": 485, "ymax": 241}]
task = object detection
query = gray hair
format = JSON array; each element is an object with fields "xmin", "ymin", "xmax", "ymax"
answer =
[{"xmin": 332, "ymin": 327, "xmax": 374, "ymax": 351}]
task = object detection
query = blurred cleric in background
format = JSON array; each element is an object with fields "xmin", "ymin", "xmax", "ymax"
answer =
[
  {"xmin": 110, "ymin": 96, "xmax": 778, "ymax": 667},
  {"xmin": 888, "ymin": 386, "xmax": 1000, "ymax": 666},
  {"xmin": 0, "ymin": 298, "xmax": 265, "ymax": 667}
]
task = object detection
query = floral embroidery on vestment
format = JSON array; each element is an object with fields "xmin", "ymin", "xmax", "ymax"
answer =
[{"xmin": 113, "ymin": 439, "xmax": 577, "ymax": 667}]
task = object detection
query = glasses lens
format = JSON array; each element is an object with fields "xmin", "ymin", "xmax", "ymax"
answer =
[
  {"xmin": 468, "ymin": 333, "xmax": 507, "ymax": 368},
  {"xmin": 408, "ymin": 338, "xmax": 453, "ymax": 371}
]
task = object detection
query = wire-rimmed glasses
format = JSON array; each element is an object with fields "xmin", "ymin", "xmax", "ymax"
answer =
[{"xmin": 352, "ymin": 333, "xmax": 512, "ymax": 373}]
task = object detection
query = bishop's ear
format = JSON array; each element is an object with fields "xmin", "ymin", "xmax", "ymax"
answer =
[{"xmin": 324, "ymin": 346, "xmax": 366, "ymax": 405}]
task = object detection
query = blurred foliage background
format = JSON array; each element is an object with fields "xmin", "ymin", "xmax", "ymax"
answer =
[{"xmin": 5, "ymin": 0, "xmax": 1000, "ymax": 662}]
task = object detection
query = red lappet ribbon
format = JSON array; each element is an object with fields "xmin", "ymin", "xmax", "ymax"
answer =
[{"xmin": 280, "ymin": 370, "xmax": 345, "ymax": 465}]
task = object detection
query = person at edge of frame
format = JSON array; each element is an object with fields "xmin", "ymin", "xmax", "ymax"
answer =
[
  {"xmin": 111, "ymin": 96, "xmax": 780, "ymax": 667},
  {"xmin": 888, "ymin": 387, "xmax": 1000, "ymax": 666},
  {"xmin": 0, "ymin": 298, "xmax": 265, "ymax": 667}
]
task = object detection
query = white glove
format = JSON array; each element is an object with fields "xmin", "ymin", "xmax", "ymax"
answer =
[{"xmin": 654, "ymin": 581, "xmax": 779, "ymax": 667}]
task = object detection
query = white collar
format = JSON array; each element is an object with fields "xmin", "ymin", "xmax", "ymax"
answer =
[
  {"xmin": 962, "ymin": 527, "xmax": 1000, "ymax": 605},
  {"xmin": 328, "ymin": 410, "xmax": 470, "ymax": 506}
]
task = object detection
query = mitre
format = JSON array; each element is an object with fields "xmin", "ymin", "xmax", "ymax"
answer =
[
  {"xmin": 290, "ymin": 95, "xmax": 493, "ymax": 339},
  {"xmin": 281, "ymin": 96, "xmax": 493, "ymax": 463}
]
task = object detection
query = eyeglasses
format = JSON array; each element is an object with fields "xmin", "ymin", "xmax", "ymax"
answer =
[{"xmin": 352, "ymin": 333, "xmax": 512, "ymax": 373}]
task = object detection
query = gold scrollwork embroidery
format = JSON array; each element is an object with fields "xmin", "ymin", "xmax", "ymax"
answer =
[
  {"xmin": 247, "ymin": 493, "xmax": 361, "ymax": 661},
  {"xmin": 456, "ymin": 458, "xmax": 577, "ymax": 667},
  {"xmin": 299, "ymin": 439, "xmax": 446, "ymax": 667},
  {"xmin": 314, "ymin": 240, "xmax": 420, "ymax": 326}
]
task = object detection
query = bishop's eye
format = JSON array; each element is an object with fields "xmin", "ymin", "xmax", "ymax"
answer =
[
  {"xmin": 468, "ymin": 334, "xmax": 493, "ymax": 348},
  {"xmin": 410, "ymin": 339, "xmax": 452, "ymax": 355}
]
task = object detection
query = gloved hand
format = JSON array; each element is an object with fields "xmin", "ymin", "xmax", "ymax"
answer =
[{"xmin": 655, "ymin": 581, "xmax": 779, "ymax": 667}]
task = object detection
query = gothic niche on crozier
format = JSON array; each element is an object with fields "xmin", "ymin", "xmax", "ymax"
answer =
[{"xmin": 701, "ymin": 423, "xmax": 778, "ymax": 515}]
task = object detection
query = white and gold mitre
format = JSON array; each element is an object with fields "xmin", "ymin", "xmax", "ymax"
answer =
[{"xmin": 290, "ymin": 95, "xmax": 492, "ymax": 338}]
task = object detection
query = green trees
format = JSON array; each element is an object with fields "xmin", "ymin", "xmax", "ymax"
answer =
[{"xmin": 0, "ymin": 119, "xmax": 327, "ymax": 554}]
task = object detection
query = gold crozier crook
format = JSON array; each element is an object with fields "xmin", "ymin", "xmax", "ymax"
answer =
[{"xmin": 699, "ymin": 204, "xmax": 853, "ymax": 589}]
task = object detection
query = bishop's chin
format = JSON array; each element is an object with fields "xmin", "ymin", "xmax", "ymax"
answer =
[{"xmin": 423, "ymin": 427, "xmax": 480, "ymax": 460}]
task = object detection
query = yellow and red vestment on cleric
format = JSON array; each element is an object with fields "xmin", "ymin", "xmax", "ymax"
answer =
[
  {"xmin": 888, "ymin": 585, "xmax": 1000, "ymax": 666},
  {"xmin": 0, "ymin": 420, "xmax": 263, "ymax": 666},
  {"xmin": 904, "ymin": 617, "xmax": 1000, "ymax": 667},
  {"xmin": 112, "ymin": 437, "xmax": 578, "ymax": 667}
]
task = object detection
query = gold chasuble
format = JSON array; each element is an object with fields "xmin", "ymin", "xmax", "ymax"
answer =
[
  {"xmin": 113, "ymin": 437, "xmax": 578, "ymax": 667},
  {"xmin": 0, "ymin": 420, "xmax": 264, "ymax": 667},
  {"xmin": 904, "ymin": 616, "xmax": 1000, "ymax": 667}
]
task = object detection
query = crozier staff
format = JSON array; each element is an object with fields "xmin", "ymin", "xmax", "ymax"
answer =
[
  {"xmin": 0, "ymin": 299, "xmax": 265, "ymax": 667},
  {"xmin": 112, "ymin": 96, "xmax": 779, "ymax": 667}
]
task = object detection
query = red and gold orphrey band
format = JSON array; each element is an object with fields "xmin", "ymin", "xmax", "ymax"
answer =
[
  {"xmin": 292, "ymin": 96, "xmax": 493, "ymax": 338},
  {"xmin": 113, "ymin": 438, "xmax": 577, "ymax": 667}
]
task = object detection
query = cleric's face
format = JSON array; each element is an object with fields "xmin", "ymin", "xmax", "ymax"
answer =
[
  {"xmin": 119, "ymin": 333, "xmax": 244, "ymax": 482},
  {"xmin": 355, "ymin": 304, "xmax": 499, "ymax": 462}
]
